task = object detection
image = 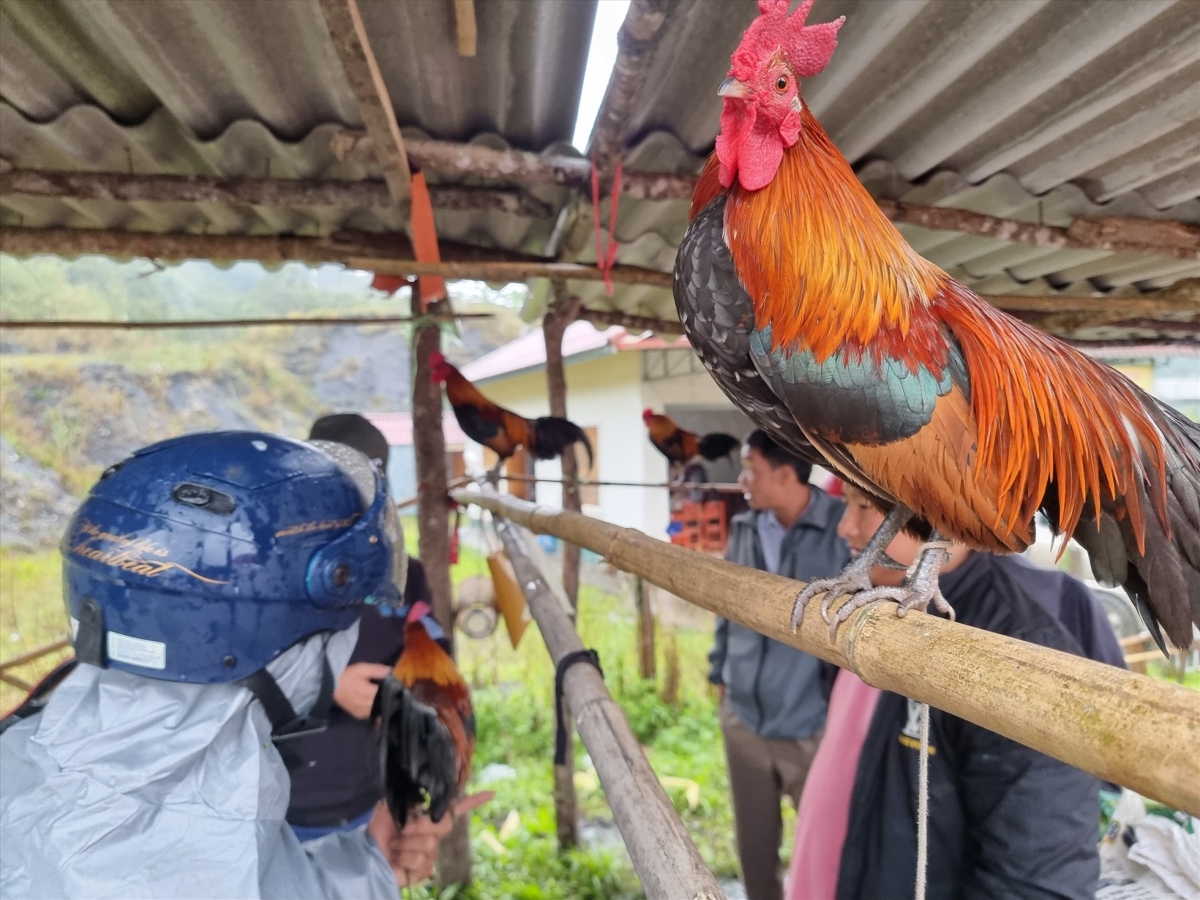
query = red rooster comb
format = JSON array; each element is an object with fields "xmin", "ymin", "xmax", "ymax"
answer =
[
  {"xmin": 730, "ymin": 0, "xmax": 844, "ymax": 81},
  {"xmin": 407, "ymin": 600, "xmax": 432, "ymax": 623},
  {"xmin": 642, "ymin": 408, "xmax": 655, "ymax": 421},
  {"xmin": 430, "ymin": 351, "xmax": 446, "ymax": 366}
]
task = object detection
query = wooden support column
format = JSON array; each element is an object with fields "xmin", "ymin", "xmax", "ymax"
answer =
[
  {"xmin": 411, "ymin": 299, "xmax": 471, "ymax": 886},
  {"xmin": 318, "ymin": 0, "xmax": 410, "ymax": 205},
  {"xmin": 635, "ymin": 577, "xmax": 656, "ymax": 681},
  {"xmin": 542, "ymin": 286, "xmax": 582, "ymax": 849}
]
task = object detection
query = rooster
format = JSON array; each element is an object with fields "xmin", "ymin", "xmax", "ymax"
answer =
[
  {"xmin": 643, "ymin": 409, "xmax": 741, "ymax": 465},
  {"xmin": 431, "ymin": 351, "xmax": 592, "ymax": 481},
  {"xmin": 674, "ymin": 0, "xmax": 1200, "ymax": 651},
  {"xmin": 375, "ymin": 601, "xmax": 474, "ymax": 829}
]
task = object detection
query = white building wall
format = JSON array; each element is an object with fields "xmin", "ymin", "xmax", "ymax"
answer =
[{"xmin": 469, "ymin": 352, "xmax": 657, "ymax": 534}]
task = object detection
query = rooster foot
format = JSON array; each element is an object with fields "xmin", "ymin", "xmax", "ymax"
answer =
[
  {"xmin": 790, "ymin": 504, "xmax": 913, "ymax": 633},
  {"xmin": 484, "ymin": 461, "xmax": 503, "ymax": 488},
  {"xmin": 824, "ymin": 536, "xmax": 957, "ymax": 641}
]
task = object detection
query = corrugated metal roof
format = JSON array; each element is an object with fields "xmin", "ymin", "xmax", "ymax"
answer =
[{"xmin": 1, "ymin": 0, "xmax": 1198, "ymax": 344}]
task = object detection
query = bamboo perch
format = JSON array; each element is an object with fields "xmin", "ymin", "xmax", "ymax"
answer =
[
  {"xmin": 451, "ymin": 489, "xmax": 1200, "ymax": 816},
  {"xmin": 489, "ymin": 509, "xmax": 725, "ymax": 900}
]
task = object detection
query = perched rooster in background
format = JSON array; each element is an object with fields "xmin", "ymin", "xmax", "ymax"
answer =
[
  {"xmin": 675, "ymin": 0, "xmax": 1200, "ymax": 651},
  {"xmin": 643, "ymin": 409, "xmax": 741, "ymax": 465},
  {"xmin": 375, "ymin": 601, "xmax": 474, "ymax": 829},
  {"xmin": 431, "ymin": 351, "xmax": 592, "ymax": 480}
]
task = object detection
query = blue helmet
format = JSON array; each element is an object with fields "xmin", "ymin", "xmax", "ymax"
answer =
[{"xmin": 61, "ymin": 431, "xmax": 392, "ymax": 684}]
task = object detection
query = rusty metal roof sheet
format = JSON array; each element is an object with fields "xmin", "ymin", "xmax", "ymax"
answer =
[{"xmin": 1, "ymin": 0, "xmax": 1198, "ymax": 343}]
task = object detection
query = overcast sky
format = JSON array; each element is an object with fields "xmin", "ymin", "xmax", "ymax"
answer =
[{"xmin": 572, "ymin": 0, "xmax": 632, "ymax": 152}]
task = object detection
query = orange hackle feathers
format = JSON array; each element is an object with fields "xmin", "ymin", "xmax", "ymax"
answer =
[
  {"xmin": 394, "ymin": 617, "xmax": 467, "ymax": 691},
  {"xmin": 724, "ymin": 106, "xmax": 945, "ymax": 367}
]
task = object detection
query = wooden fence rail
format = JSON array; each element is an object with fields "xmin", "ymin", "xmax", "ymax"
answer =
[
  {"xmin": 451, "ymin": 489, "xmax": 1200, "ymax": 817},
  {"xmin": 488, "ymin": 507, "xmax": 725, "ymax": 900}
]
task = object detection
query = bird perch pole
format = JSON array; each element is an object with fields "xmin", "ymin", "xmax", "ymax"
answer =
[
  {"xmin": 542, "ymin": 285, "xmax": 583, "ymax": 849},
  {"xmin": 451, "ymin": 490, "xmax": 1200, "ymax": 817}
]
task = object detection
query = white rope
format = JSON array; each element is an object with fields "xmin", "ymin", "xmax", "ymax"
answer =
[{"xmin": 915, "ymin": 701, "xmax": 931, "ymax": 900}]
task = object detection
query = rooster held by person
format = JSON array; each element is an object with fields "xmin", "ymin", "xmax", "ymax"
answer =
[
  {"xmin": 643, "ymin": 409, "xmax": 741, "ymax": 466},
  {"xmin": 674, "ymin": 0, "xmax": 1200, "ymax": 651},
  {"xmin": 431, "ymin": 351, "xmax": 593, "ymax": 483},
  {"xmin": 375, "ymin": 601, "xmax": 474, "ymax": 829}
]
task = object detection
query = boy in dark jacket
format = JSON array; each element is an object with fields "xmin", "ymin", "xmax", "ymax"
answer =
[{"xmin": 787, "ymin": 483, "xmax": 1100, "ymax": 900}]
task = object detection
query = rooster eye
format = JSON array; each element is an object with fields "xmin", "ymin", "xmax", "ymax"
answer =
[{"xmin": 775, "ymin": 75, "xmax": 788, "ymax": 92}]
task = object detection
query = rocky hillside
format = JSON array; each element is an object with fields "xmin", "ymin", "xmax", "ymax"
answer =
[{"xmin": 0, "ymin": 255, "xmax": 528, "ymax": 551}]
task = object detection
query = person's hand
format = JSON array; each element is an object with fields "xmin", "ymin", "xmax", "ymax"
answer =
[
  {"xmin": 333, "ymin": 662, "xmax": 392, "ymax": 720},
  {"xmin": 368, "ymin": 792, "xmax": 494, "ymax": 887}
]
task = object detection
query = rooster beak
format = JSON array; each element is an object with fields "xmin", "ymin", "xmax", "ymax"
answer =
[{"xmin": 718, "ymin": 77, "xmax": 751, "ymax": 99}]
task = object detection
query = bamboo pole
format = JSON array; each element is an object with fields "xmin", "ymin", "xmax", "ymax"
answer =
[
  {"xmin": 489, "ymin": 510, "xmax": 725, "ymax": 900},
  {"xmin": 451, "ymin": 489, "xmax": 1200, "ymax": 817}
]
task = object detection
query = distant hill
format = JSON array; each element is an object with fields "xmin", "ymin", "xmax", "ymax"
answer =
[{"xmin": 0, "ymin": 253, "xmax": 529, "ymax": 550}]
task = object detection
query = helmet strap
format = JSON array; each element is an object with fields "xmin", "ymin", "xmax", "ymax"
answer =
[{"xmin": 236, "ymin": 647, "xmax": 336, "ymax": 771}]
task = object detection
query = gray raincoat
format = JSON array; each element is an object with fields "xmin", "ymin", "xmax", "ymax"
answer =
[{"xmin": 0, "ymin": 623, "xmax": 401, "ymax": 900}]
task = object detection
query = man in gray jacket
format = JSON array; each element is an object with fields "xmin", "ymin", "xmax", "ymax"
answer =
[{"xmin": 709, "ymin": 430, "xmax": 850, "ymax": 900}]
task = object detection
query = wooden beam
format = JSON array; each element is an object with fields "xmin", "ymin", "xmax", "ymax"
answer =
[
  {"xmin": 0, "ymin": 226, "xmax": 539, "ymax": 268},
  {"xmin": 410, "ymin": 300, "xmax": 470, "ymax": 886},
  {"xmin": 542, "ymin": 287, "xmax": 583, "ymax": 851},
  {"xmin": 0, "ymin": 313, "xmax": 491, "ymax": 330},
  {"xmin": 455, "ymin": 489, "xmax": 1200, "ymax": 817},
  {"xmin": 488, "ymin": 508, "xmax": 727, "ymax": 899},
  {"xmin": 334, "ymin": 133, "xmax": 1200, "ymax": 260},
  {"xmin": 878, "ymin": 200, "xmax": 1200, "ymax": 262},
  {"xmin": 587, "ymin": 0, "xmax": 669, "ymax": 186},
  {"xmin": 575, "ymin": 306, "xmax": 684, "ymax": 334},
  {"xmin": 334, "ymin": 134, "xmax": 699, "ymax": 200},
  {"xmin": 0, "ymin": 170, "xmax": 553, "ymax": 218},
  {"xmin": 2, "ymin": 227, "xmax": 1194, "ymax": 330},
  {"xmin": 453, "ymin": 0, "xmax": 477, "ymax": 57},
  {"xmin": 318, "ymin": 0, "xmax": 410, "ymax": 204}
]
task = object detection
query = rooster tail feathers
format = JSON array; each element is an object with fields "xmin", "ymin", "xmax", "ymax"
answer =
[
  {"xmin": 531, "ymin": 416, "xmax": 593, "ymax": 466},
  {"xmin": 697, "ymin": 432, "xmax": 742, "ymax": 460}
]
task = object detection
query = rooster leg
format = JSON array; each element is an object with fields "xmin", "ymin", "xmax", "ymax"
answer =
[
  {"xmin": 790, "ymin": 504, "xmax": 912, "ymax": 632},
  {"xmin": 485, "ymin": 460, "xmax": 503, "ymax": 487},
  {"xmin": 824, "ymin": 534, "xmax": 957, "ymax": 640}
]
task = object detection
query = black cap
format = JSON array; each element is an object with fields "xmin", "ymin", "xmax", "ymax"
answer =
[{"xmin": 309, "ymin": 413, "xmax": 390, "ymax": 468}]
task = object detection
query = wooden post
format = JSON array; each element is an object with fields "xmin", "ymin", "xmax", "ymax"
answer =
[
  {"xmin": 411, "ymin": 302, "xmax": 471, "ymax": 886},
  {"xmin": 490, "ymin": 510, "xmax": 725, "ymax": 900},
  {"xmin": 635, "ymin": 576, "xmax": 656, "ymax": 681},
  {"xmin": 451, "ymin": 489, "xmax": 1200, "ymax": 817},
  {"xmin": 542, "ymin": 287, "xmax": 582, "ymax": 849}
]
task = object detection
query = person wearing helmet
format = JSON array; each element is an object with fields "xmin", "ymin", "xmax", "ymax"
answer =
[
  {"xmin": 287, "ymin": 413, "xmax": 450, "ymax": 843},
  {"xmin": 0, "ymin": 431, "xmax": 475, "ymax": 898}
]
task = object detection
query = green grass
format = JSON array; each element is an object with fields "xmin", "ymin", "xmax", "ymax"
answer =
[{"xmin": 0, "ymin": 550, "xmax": 72, "ymax": 710}]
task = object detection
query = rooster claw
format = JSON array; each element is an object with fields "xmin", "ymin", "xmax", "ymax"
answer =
[
  {"xmin": 824, "ymin": 538, "xmax": 956, "ymax": 640},
  {"xmin": 789, "ymin": 562, "xmax": 876, "ymax": 633}
]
